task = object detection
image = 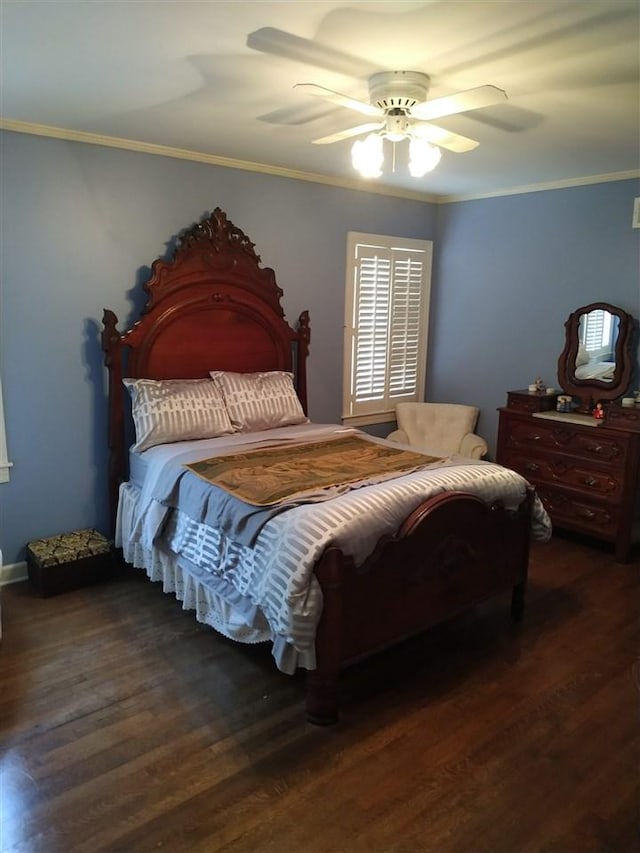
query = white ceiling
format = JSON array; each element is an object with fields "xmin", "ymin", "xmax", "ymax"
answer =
[{"xmin": 2, "ymin": 1, "xmax": 639, "ymax": 200}]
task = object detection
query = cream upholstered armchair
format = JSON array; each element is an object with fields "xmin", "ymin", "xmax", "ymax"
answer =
[{"xmin": 387, "ymin": 402, "xmax": 488, "ymax": 460}]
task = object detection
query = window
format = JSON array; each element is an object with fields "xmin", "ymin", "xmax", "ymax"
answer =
[{"xmin": 342, "ymin": 232, "xmax": 432, "ymax": 426}]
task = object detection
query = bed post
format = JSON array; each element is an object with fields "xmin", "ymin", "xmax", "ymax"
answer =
[
  {"xmin": 510, "ymin": 485, "xmax": 534, "ymax": 622},
  {"xmin": 297, "ymin": 310, "xmax": 310, "ymax": 415},
  {"xmin": 306, "ymin": 547, "xmax": 344, "ymax": 725},
  {"xmin": 101, "ymin": 309, "xmax": 125, "ymax": 532}
]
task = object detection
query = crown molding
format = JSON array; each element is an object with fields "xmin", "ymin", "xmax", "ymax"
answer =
[
  {"xmin": 1, "ymin": 118, "xmax": 637, "ymax": 205},
  {"xmin": 438, "ymin": 170, "xmax": 640, "ymax": 203},
  {"xmin": 0, "ymin": 118, "xmax": 439, "ymax": 203}
]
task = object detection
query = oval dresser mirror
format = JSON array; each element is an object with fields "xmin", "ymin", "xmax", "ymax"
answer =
[{"xmin": 557, "ymin": 302, "xmax": 635, "ymax": 410}]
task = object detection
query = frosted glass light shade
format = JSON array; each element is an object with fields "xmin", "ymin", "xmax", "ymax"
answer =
[
  {"xmin": 351, "ymin": 134, "xmax": 384, "ymax": 178},
  {"xmin": 408, "ymin": 138, "xmax": 442, "ymax": 177}
]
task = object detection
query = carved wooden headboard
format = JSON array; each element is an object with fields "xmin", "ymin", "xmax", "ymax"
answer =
[{"xmin": 101, "ymin": 207, "xmax": 310, "ymax": 523}]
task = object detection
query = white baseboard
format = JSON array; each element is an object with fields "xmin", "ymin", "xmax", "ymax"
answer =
[{"xmin": 0, "ymin": 561, "xmax": 28, "ymax": 586}]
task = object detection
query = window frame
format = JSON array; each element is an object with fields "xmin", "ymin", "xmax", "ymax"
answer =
[
  {"xmin": 342, "ymin": 231, "xmax": 433, "ymax": 427},
  {"xmin": 0, "ymin": 377, "xmax": 11, "ymax": 483}
]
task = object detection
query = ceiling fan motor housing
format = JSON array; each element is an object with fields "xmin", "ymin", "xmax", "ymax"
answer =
[
  {"xmin": 384, "ymin": 111, "xmax": 412, "ymax": 141},
  {"xmin": 368, "ymin": 71, "xmax": 430, "ymax": 111}
]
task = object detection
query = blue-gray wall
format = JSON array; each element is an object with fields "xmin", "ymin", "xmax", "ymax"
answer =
[
  {"xmin": 0, "ymin": 132, "xmax": 436, "ymax": 564},
  {"xmin": 1, "ymin": 130, "xmax": 638, "ymax": 563},
  {"xmin": 431, "ymin": 181, "xmax": 640, "ymax": 456}
]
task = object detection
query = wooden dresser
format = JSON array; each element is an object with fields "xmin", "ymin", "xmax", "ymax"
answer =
[{"xmin": 497, "ymin": 390, "xmax": 640, "ymax": 562}]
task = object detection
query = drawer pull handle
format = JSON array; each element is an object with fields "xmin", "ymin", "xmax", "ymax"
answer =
[
  {"xmin": 584, "ymin": 477, "xmax": 599, "ymax": 487},
  {"xmin": 588, "ymin": 444, "xmax": 603, "ymax": 454},
  {"xmin": 525, "ymin": 462, "xmax": 539, "ymax": 472},
  {"xmin": 576, "ymin": 508, "xmax": 596, "ymax": 519}
]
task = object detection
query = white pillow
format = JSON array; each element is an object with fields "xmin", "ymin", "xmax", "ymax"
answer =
[
  {"xmin": 210, "ymin": 370, "xmax": 308, "ymax": 432},
  {"xmin": 123, "ymin": 378, "xmax": 234, "ymax": 452}
]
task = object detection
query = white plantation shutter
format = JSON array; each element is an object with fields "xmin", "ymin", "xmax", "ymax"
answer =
[
  {"xmin": 580, "ymin": 309, "xmax": 614, "ymax": 358},
  {"xmin": 582, "ymin": 310, "xmax": 605, "ymax": 349},
  {"xmin": 353, "ymin": 251, "xmax": 391, "ymax": 404},
  {"xmin": 343, "ymin": 233, "xmax": 432, "ymax": 425}
]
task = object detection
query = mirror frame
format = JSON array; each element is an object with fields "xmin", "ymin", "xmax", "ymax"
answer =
[{"xmin": 557, "ymin": 301, "xmax": 634, "ymax": 407}]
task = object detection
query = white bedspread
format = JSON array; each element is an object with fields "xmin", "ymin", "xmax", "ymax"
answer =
[
  {"xmin": 574, "ymin": 360, "xmax": 615, "ymax": 380},
  {"xmin": 117, "ymin": 424, "xmax": 552, "ymax": 674}
]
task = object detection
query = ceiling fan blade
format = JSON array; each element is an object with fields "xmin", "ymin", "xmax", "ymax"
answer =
[
  {"xmin": 312, "ymin": 123, "xmax": 384, "ymax": 145},
  {"xmin": 246, "ymin": 27, "xmax": 374, "ymax": 78},
  {"xmin": 295, "ymin": 83, "xmax": 383, "ymax": 118},
  {"xmin": 411, "ymin": 85, "xmax": 508, "ymax": 121},
  {"xmin": 411, "ymin": 123, "xmax": 479, "ymax": 153}
]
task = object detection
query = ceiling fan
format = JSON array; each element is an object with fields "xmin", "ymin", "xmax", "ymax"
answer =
[
  {"xmin": 294, "ymin": 70, "xmax": 507, "ymax": 152},
  {"xmin": 294, "ymin": 70, "xmax": 507, "ymax": 178},
  {"xmin": 246, "ymin": 29, "xmax": 507, "ymax": 178}
]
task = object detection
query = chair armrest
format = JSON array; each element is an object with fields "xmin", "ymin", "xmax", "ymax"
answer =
[
  {"xmin": 386, "ymin": 428, "xmax": 408, "ymax": 444},
  {"xmin": 460, "ymin": 432, "xmax": 488, "ymax": 459}
]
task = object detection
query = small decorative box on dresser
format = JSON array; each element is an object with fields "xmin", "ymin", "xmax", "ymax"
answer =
[
  {"xmin": 502, "ymin": 388, "xmax": 559, "ymax": 414},
  {"xmin": 497, "ymin": 392, "xmax": 640, "ymax": 562}
]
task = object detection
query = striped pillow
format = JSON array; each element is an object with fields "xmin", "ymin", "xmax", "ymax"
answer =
[
  {"xmin": 210, "ymin": 370, "xmax": 308, "ymax": 432},
  {"xmin": 123, "ymin": 378, "xmax": 234, "ymax": 452}
]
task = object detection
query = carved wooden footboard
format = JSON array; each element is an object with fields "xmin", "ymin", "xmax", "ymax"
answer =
[{"xmin": 307, "ymin": 487, "xmax": 533, "ymax": 724}]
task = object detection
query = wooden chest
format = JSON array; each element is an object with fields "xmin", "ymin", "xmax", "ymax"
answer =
[{"xmin": 26, "ymin": 528, "xmax": 114, "ymax": 597}]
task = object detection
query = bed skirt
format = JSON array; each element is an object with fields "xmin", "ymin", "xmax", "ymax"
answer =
[{"xmin": 116, "ymin": 482, "xmax": 316, "ymax": 674}]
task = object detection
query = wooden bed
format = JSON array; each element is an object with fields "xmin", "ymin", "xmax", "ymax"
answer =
[{"xmin": 102, "ymin": 207, "xmax": 535, "ymax": 725}]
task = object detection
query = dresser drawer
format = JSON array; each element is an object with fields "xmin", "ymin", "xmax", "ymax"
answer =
[
  {"xmin": 536, "ymin": 485, "xmax": 618, "ymax": 537},
  {"xmin": 500, "ymin": 449, "xmax": 622, "ymax": 503},
  {"xmin": 506, "ymin": 389, "xmax": 557, "ymax": 413},
  {"xmin": 502, "ymin": 418, "xmax": 628, "ymax": 466},
  {"xmin": 606, "ymin": 404, "xmax": 640, "ymax": 430}
]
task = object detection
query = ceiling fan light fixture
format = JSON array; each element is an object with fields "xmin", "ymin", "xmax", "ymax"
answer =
[
  {"xmin": 383, "ymin": 109, "xmax": 412, "ymax": 142},
  {"xmin": 408, "ymin": 137, "xmax": 442, "ymax": 177},
  {"xmin": 351, "ymin": 133, "xmax": 384, "ymax": 179}
]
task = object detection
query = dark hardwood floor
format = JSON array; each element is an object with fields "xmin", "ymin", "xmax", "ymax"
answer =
[{"xmin": 1, "ymin": 533, "xmax": 638, "ymax": 853}]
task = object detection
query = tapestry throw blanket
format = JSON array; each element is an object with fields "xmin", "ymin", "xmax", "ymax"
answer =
[{"xmin": 184, "ymin": 435, "xmax": 442, "ymax": 506}]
